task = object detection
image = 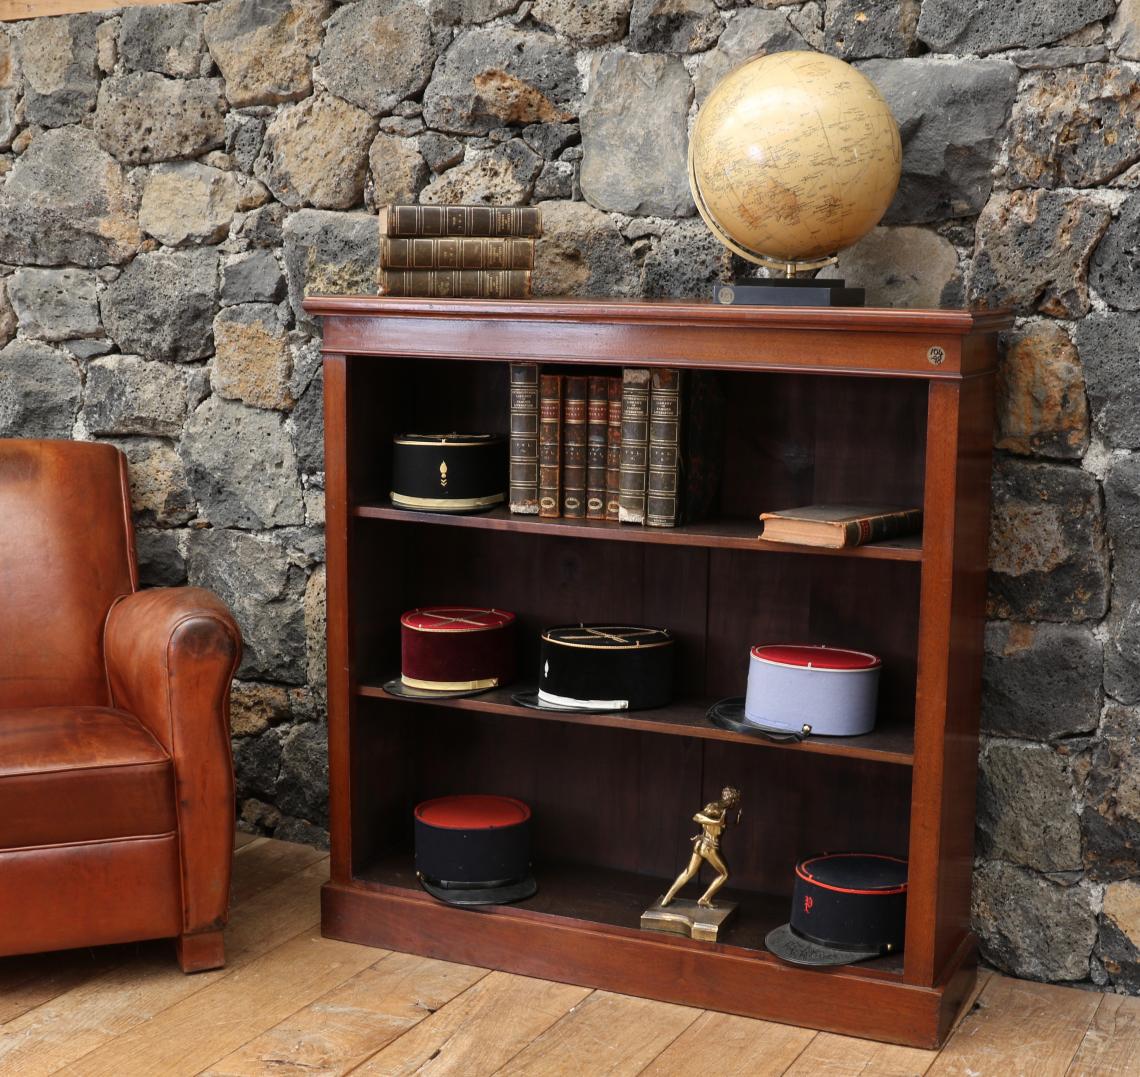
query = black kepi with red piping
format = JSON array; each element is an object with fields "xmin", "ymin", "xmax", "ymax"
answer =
[
  {"xmin": 414, "ymin": 794, "xmax": 537, "ymax": 907},
  {"xmin": 765, "ymin": 852, "xmax": 907, "ymax": 967}
]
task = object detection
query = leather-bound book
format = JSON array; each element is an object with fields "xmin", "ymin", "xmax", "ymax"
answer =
[
  {"xmin": 605, "ymin": 376, "xmax": 622, "ymax": 522},
  {"xmin": 647, "ymin": 369, "xmax": 683, "ymax": 528},
  {"xmin": 585, "ymin": 376, "xmax": 609, "ymax": 520},
  {"xmin": 379, "ymin": 204, "xmax": 543, "ymax": 238},
  {"xmin": 759, "ymin": 505, "xmax": 923, "ymax": 548},
  {"xmin": 509, "ymin": 363, "xmax": 539, "ymax": 515},
  {"xmin": 618, "ymin": 368, "xmax": 651, "ymax": 525},
  {"xmin": 379, "ymin": 268, "xmax": 531, "ymax": 299},
  {"xmin": 382, "ymin": 236, "xmax": 534, "ymax": 270},
  {"xmin": 561, "ymin": 375, "xmax": 588, "ymax": 518},
  {"xmin": 539, "ymin": 374, "xmax": 563, "ymax": 518}
]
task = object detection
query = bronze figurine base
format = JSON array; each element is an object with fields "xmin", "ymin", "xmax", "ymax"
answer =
[{"xmin": 641, "ymin": 897, "xmax": 738, "ymax": 942}]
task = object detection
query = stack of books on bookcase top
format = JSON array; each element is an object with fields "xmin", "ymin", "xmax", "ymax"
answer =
[
  {"xmin": 509, "ymin": 364, "xmax": 722, "ymax": 527},
  {"xmin": 377, "ymin": 204, "xmax": 541, "ymax": 298}
]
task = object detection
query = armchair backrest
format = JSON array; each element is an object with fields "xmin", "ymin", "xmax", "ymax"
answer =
[{"xmin": 0, "ymin": 439, "xmax": 138, "ymax": 708}]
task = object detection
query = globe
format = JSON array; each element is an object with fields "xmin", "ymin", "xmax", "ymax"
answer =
[{"xmin": 689, "ymin": 51, "xmax": 902, "ymax": 271}]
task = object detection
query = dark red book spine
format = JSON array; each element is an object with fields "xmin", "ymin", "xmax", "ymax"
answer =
[
  {"xmin": 605, "ymin": 376, "xmax": 622, "ymax": 522},
  {"xmin": 538, "ymin": 374, "xmax": 562, "ymax": 518},
  {"xmin": 561, "ymin": 376, "xmax": 587, "ymax": 518},
  {"xmin": 586, "ymin": 376, "xmax": 609, "ymax": 520}
]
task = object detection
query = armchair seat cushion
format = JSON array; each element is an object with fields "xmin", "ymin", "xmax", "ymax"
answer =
[{"xmin": 0, "ymin": 707, "xmax": 176, "ymax": 849}]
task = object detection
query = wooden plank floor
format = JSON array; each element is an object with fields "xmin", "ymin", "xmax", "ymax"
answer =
[{"xmin": 0, "ymin": 837, "xmax": 1136, "ymax": 1076}]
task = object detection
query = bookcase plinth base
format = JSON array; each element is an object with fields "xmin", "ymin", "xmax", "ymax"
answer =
[{"xmin": 321, "ymin": 879, "xmax": 976, "ymax": 1050}]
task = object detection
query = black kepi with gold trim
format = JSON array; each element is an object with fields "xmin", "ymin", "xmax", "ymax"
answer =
[
  {"xmin": 391, "ymin": 433, "xmax": 507, "ymax": 513},
  {"xmin": 535, "ymin": 624, "xmax": 675, "ymax": 711}
]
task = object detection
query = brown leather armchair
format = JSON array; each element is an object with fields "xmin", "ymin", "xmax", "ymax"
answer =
[{"xmin": 0, "ymin": 439, "xmax": 242, "ymax": 972}]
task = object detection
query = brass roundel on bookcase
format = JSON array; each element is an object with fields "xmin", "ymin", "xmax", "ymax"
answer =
[{"xmin": 927, "ymin": 345, "xmax": 946, "ymax": 366}]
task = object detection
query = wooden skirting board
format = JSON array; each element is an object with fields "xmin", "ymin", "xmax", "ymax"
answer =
[{"xmin": 0, "ymin": 0, "xmax": 204, "ymax": 20}]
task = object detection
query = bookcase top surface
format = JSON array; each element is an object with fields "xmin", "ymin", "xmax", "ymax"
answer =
[{"xmin": 302, "ymin": 294, "xmax": 1012, "ymax": 336}]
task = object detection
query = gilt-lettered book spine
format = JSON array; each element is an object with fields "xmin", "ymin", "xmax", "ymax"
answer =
[
  {"xmin": 381, "ymin": 236, "xmax": 535, "ymax": 270},
  {"xmin": 585, "ymin": 376, "xmax": 609, "ymax": 520},
  {"xmin": 647, "ymin": 369, "xmax": 683, "ymax": 528},
  {"xmin": 509, "ymin": 363, "xmax": 539, "ymax": 515},
  {"xmin": 618, "ymin": 368, "xmax": 651, "ymax": 525},
  {"xmin": 379, "ymin": 269, "xmax": 531, "ymax": 299},
  {"xmin": 379, "ymin": 204, "xmax": 543, "ymax": 238},
  {"xmin": 605, "ymin": 376, "xmax": 622, "ymax": 522},
  {"xmin": 561, "ymin": 375, "xmax": 588, "ymax": 519},
  {"xmin": 538, "ymin": 374, "xmax": 562, "ymax": 518}
]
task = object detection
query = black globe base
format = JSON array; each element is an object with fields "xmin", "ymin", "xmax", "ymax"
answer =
[{"xmin": 712, "ymin": 278, "xmax": 866, "ymax": 308}]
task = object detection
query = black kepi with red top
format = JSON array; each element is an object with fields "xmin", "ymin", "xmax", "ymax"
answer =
[
  {"xmin": 765, "ymin": 852, "xmax": 907, "ymax": 967},
  {"xmin": 414, "ymin": 794, "xmax": 537, "ymax": 907}
]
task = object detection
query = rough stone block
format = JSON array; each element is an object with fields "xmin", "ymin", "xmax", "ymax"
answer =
[
  {"xmin": 120, "ymin": 4, "xmax": 205, "ymax": 77},
  {"xmin": 275, "ymin": 721, "xmax": 329, "ymax": 825},
  {"xmin": 1106, "ymin": 599, "xmax": 1140, "ymax": 706},
  {"xmin": 1106, "ymin": 455, "xmax": 1140, "ymax": 607},
  {"xmin": 0, "ymin": 127, "xmax": 141, "ymax": 267},
  {"xmin": 533, "ymin": 159, "xmax": 575, "ymax": 202},
  {"xmin": 531, "ymin": 200, "xmax": 639, "ymax": 298},
  {"xmin": 972, "ymin": 860, "xmax": 1096, "ymax": 981},
  {"xmin": 225, "ymin": 112, "xmax": 265, "ymax": 174},
  {"xmin": 84, "ymin": 355, "xmax": 186, "ymax": 438},
  {"xmin": 291, "ymin": 368, "xmax": 324, "ymax": 475},
  {"xmin": 204, "ymin": 0, "xmax": 331, "ymax": 107},
  {"xmin": 18, "ymin": 14, "xmax": 99, "ymax": 128},
  {"xmin": 257, "ymin": 94, "xmax": 376, "ymax": 210},
  {"xmin": 982, "ymin": 621, "xmax": 1103, "ymax": 740},
  {"xmin": 1112, "ymin": 0, "xmax": 1140, "ymax": 60},
  {"xmin": 222, "ymin": 251, "xmax": 285, "ymax": 306},
  {"xmin": 1100, "ymin": 879, "xmax": 1140, "ymax": 992},
  {"xmin": 531, "ymin": 0, "xmax": 632, "ymax": 44},
  {"xmin": 0, "ymin": 87, "xmax": 16, "ymax": 152},
  {"xmin": 101, "ymin": 249, "xmax": 219, "ymax": 363},
  {"xmin": 641, "ymin": 217, "xmax": 732, "ymax": 299},
  {"xmin": 1008, "ymin": 66, "xmax": 1140, "ymax": 190},
  {"xmin": 94, "ymin": 73, "xmax": 226, "ymax": 166},
  {"xmin": 234, "ymin": 202, "xmax": 288, "ymax": 250},
  {"xmin": 188, "ymin": 528, "xmax": 307, "ymax": 684},
  {"xmin": 232, "ymin": 726, "xmax": 283, "ymax": 801},
  {"xmin": 824, "ymin": 0, "xmax": 919, "ymax": 59},
  {"xmin": 969, "ymin": 190, "xmax": 1111, "ymax": 318},
  {"xmin": 987, "ymin": 457, "xmax": 1109, "ymax": 622},
  {"xmin": 135, "ymin": 527, "xmax": 187, "ymax": 587},
  {"xmin": 694, "ymin": 9, "xmax": 807, "ymax": 102},
  {"xmin": 230, "ymin": 681, "xmax": 292, "ymax": 738},
  {"xmin": 419, "ymin": 131, "xmax": 464, "ymax": 174},
  {"xmin": 140, "ymin": 163, "xmax": 247, "ymax": 247},
  {"xmin": 1077, "ymin": 704, "xmax": 1140, "ymax": 881},
  {"xmin": 283, "ymin": 211, "xmax": 379, "ymax": 327},
  {"xmin": 106, "ymin": 436, "xmax": 194, "ymax": 526},
  {"xmin": 0, "ymin": 280, "xmax": 15, "ymax": 349},
  {"xmin": 212, "ymin": 303, "xmax": 294, "ymax": 411},
  {"xmin": 834, "ymin": 227, "xmax": 963, "ymax": 309},
  {"xmin": 629, "ymin": 0, "xmax": 724, "ymax": 54},
  {"xmin": 977, "ymin": 740, "xmax": 1081, "ymax": 871},
  {"xmin": 369, "ymin": 133, "xmax": 429, "ymax": 205},
  {"xmin": 1073, "ymin": 313, "xmax": 1140, "ymax": 449},
  {"xmin": 319, "ymin": 0, "xmax": 438, "ymax": 116},
  {"xmin": 0, "ymin": 339, "xmax": 80, "ymax": 438},
  {"xmin": 7, "ymin": 267, "xmax": 101, "ymax": 342},
  {"xmin": 182, "ymin": 394, "xmax": 304, "ymax": 528},
  {"xmin": 581, "ymin": 52, "xmax": 693, "ymax": 217},
  {"xmin": 304, "ymin": 564, "xmax": 326, "ymax": 690},
  {"xmin": 1090, "ymin": 194, "xmax": 1140, "ymax": 311},
  {"xmin": 918, "ymin": 0, "xmax": 1115, "ymax": 55},
  {"xmin": 995, "ymin": 322, "xmax": 1090, "ymax": 459},
  {"xmin": 421, "ymin": 28, "xmax": 580, "ymax": 136},
  {"xmin": 859, "ymin": 59, "xmax": 1018, "ymax": 226},
  {"xmin": 421, "ymin": 139, "xmax": 542, "ymax": 206}
]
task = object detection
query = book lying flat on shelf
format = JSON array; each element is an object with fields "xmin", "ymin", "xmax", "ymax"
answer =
[
  {"xmin": 759, "ymin": 505, "xmax": 923, "ymax": 549},
  {"xmin": 379, "ymin": 204, "xmax": 543, "ymax": 238}
]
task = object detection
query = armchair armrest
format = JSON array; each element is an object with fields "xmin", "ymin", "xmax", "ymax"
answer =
[{"xmin": 104, "ymin": 587, "xmax": 242, "ymax": 940}]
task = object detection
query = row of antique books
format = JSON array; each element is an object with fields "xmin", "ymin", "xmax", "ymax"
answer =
[
  {"xmin": 508, "ymin": 365, "xmax": 722, "ymax": 527},
  {"xmin": 377, "ymin": 204, "xmax": 541, "ymax": 298}
]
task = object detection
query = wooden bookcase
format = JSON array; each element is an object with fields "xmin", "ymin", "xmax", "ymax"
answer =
[{"xmin": 304, "ymin": 296, "xmax": 1010, "ymax": 1049}]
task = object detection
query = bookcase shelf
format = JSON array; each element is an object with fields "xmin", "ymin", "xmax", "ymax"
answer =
[
  {"xmin": 306, "ymin": 295, "xmax": 1009, "ymax": 1049},
  {"xmin": 353, "ymin": 501, "xmax": 926, "ymax": 560},
  {"xmin": 355, "ymin": 681, "xmax": 917, "ymax": 765}
]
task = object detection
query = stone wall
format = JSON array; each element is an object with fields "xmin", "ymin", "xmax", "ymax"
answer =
[{"xmin": 0, "ymin": 0, "xmax": 1136, "ymax": 992}]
